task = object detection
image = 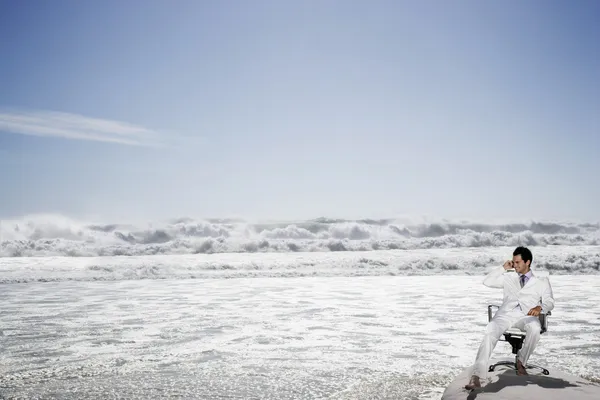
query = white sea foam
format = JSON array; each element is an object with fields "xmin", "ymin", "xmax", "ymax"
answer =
[
  {"xmin": 1, "ymin": 214, "xmax": 598, "ymax": 257},
  {"xmin": 1, "ymin": 245, "xmax": 599, "ymax": 284},
  {"xmin": 1, "ymin": 276, "xmax": 599, "ymax": 399},
  {"xmin": 1, "ymin": 216, "xmax": 598, "ymax": 398}
]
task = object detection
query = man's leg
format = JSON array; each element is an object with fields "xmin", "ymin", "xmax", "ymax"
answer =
[
  {"xmin": 467, "ymin": 312, "xmax": 515, "ymax": 388},
  {"xmin": 512, "ymin": 316, "xmax": 542, "ymax": 374}
]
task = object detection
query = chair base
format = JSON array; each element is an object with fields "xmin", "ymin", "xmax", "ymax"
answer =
[{"xmin": 488, "ymin": 359, "xmax": 550, "ymax": 375}]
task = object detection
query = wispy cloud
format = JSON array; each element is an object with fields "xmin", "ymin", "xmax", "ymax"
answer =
[{"xmin": 0, "ymin": 109, "xmax": 164, "ymax": 147}]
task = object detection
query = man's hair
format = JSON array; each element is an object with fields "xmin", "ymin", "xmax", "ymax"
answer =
[{"xmin": 513, "ymin": 246, "xmax": 533, "ymax": 265}]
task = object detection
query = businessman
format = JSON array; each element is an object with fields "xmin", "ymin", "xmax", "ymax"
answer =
[{"xmin": 465, "ymin": 246, "xmax": 555, "ymax": 390}]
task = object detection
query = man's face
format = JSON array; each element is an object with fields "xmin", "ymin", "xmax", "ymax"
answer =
[{"xmin": 512, "ymin": 254, "xmax": 530, "ymax": 274}]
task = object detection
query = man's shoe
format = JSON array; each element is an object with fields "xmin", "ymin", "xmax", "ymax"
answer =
[
  {"xmin": 517, "ymin": 360, "xmax": 528, "ymax": 376},
  {"xmin": 465, "ymin": 375, "xmax": 481, "ymax": 390}
]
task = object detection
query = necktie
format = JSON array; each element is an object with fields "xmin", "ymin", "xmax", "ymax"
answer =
[{"xmin": 520, "ymin": 275, "xmax": 526, "ymax": 288}]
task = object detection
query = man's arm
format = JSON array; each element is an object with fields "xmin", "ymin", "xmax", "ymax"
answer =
[
  {"xmin": 483, "ymin": 260, "xmax": 513, "ymax": 288},
  {"xmin": 528, "ymin": 277, "xmax": 555, "ymax": 316},
  {"xmin": 540, "ymin": 277, "xmax": 555, "ymax": 313},
  {"xmin": 482, "ymin": 266, "xmax": 506, "ymax": 288}
]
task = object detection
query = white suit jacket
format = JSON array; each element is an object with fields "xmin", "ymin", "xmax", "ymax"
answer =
[{"xmin": 483, "ymin": 267, "xmax": 555, "ymax": 315}]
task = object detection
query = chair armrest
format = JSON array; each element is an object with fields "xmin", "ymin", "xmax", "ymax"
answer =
[
  {"xmin": 539, "ymin": 312, "xmax": 550, "ymax": 334},
  {"xmin": 488, "ymin": 304, "xmax": 499, "ymax": 322}
]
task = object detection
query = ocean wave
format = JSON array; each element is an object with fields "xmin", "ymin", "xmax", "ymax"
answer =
[
  {"xmin": 1, "ymin": 246, "xmax": 598, "ymax": 283},
  {"xmin": 0, "ymin": 214, "xmax": 598, "ymax": 257}
]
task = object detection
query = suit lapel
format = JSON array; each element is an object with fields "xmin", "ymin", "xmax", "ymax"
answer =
[
  {"xmin": 516, "ymin": 272, "xmax": 536, "ymax": 290},
  {"xmin": 524, "ymin": 275, "xmax": 537, "ymax": 289}
]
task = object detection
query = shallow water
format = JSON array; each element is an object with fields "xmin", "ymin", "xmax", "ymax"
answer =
[{"xmin": 1, "ymin": 275, "xmax": 599, "ymax": 399}]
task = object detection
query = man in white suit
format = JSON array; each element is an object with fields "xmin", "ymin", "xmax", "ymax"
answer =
[{"xmin": 465, "ymin": 246, "xmax": 555, "ymax": 390}]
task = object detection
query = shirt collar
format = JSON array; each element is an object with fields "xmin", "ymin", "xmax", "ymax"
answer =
[{"xmin": 519, "ymin": 270, "xmax": 533, "ymax": 279}]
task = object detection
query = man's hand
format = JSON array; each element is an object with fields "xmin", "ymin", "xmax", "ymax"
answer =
[
  {"xmin": 503, "ymin": 260, "xmax": 514, "ymax": 270},
  {"xmin": 527, "ymin": 306, "xmax": 542, "ymax": 316}
]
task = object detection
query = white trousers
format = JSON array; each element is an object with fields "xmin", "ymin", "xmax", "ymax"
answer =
[{"xmin": 472, "ymin": 308, "xmax": 542, "ymax": 377}]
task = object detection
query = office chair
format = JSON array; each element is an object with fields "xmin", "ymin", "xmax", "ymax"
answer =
[{"xmin": 487, "ymin": 304, "xmax": 551, "ymax": 375}]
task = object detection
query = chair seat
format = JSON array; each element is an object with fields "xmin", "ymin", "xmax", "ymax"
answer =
[{"xmin": 504, "ymin": 328, "xmax": 526, "ymax": 337}]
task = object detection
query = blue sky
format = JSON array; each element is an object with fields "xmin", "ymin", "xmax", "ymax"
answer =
[{"xmin": 0, "ymin": 0, "xmax": 598, "ymax": 222}]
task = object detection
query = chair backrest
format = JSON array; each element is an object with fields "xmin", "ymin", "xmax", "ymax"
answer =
[{"xmin": 487, "ymin": 304, "xmax": 551, "ymax": 334}]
